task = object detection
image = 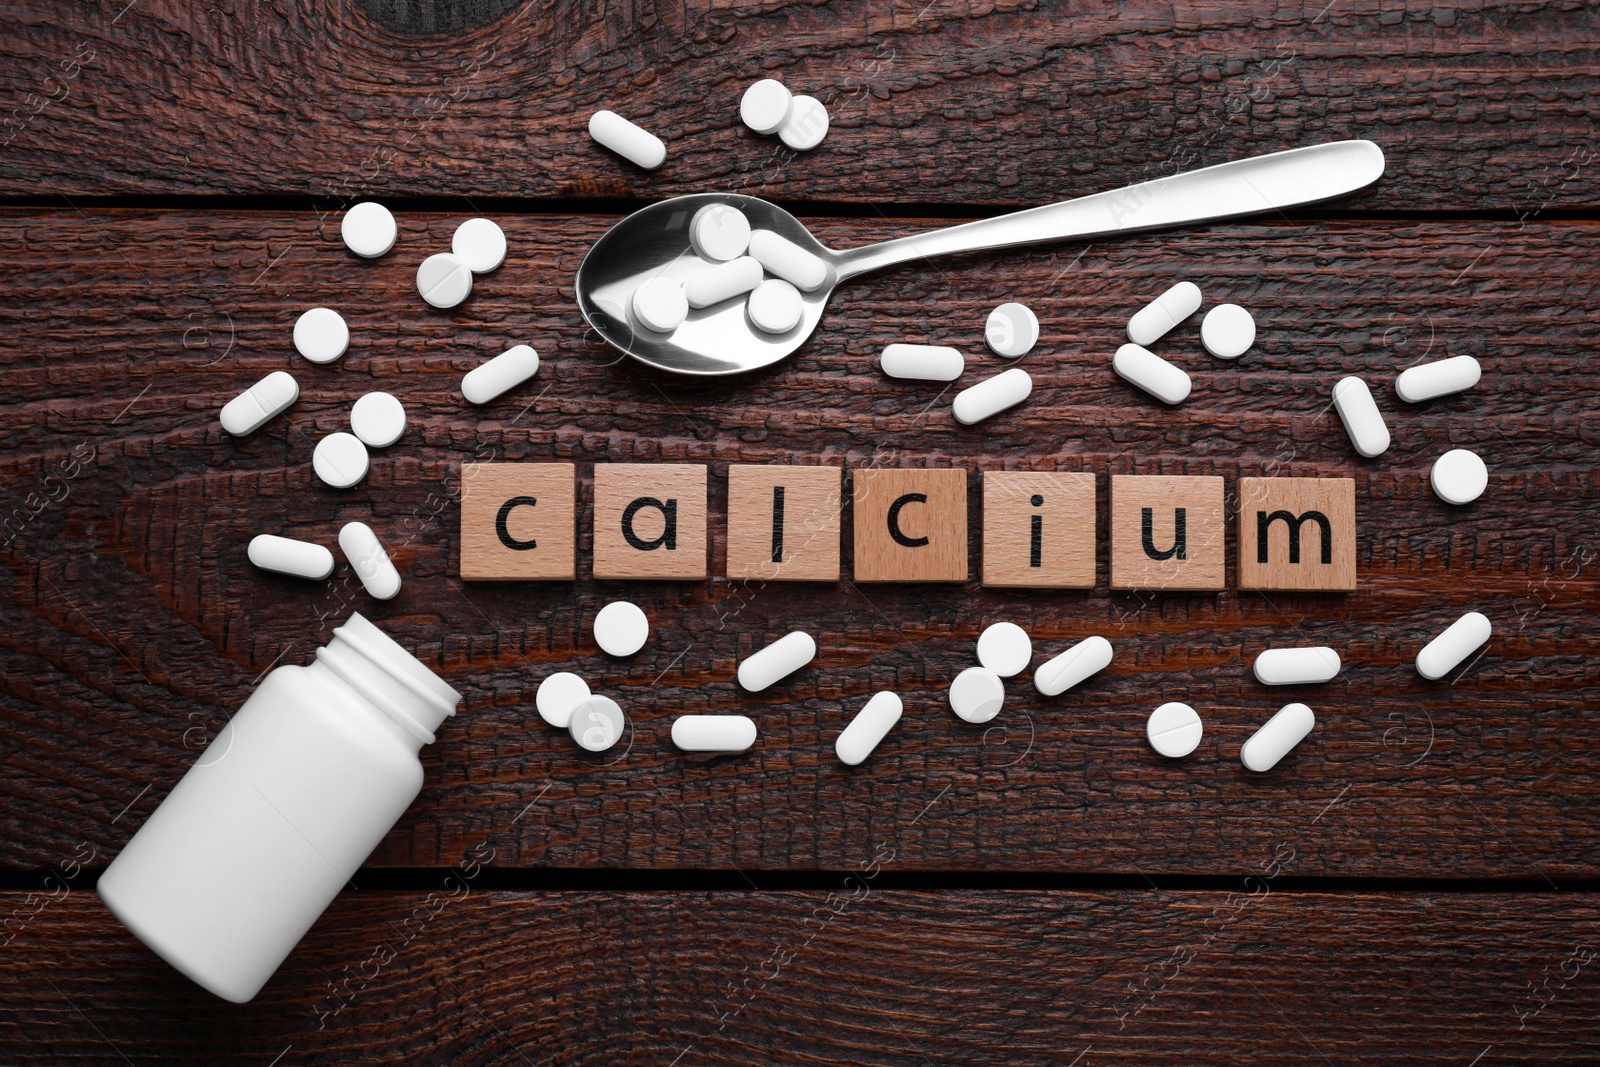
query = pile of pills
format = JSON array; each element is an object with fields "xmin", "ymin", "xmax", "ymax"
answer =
[
  {"xmin": 878, "ymin": 301, "xmax": 1041, "ymax": 427},
  {"xmin": 1114, "ymin": 280, "xmax": 1255, "ymax": 405},
  {"xmin": 532, "ymin": 601, "xmax": 655, "ymax": 755},
  {"xmin": 740, "ymin": 79, "xmax": 829, "ymax": 151},
  {"xmin": 415, "ymin": 217, "xmax": 505, "ymax": 310}
]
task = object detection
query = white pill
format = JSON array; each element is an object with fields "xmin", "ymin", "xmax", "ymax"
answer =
[
  {"xmin": 463, "ymin": 344, "xmax": 539, "ymax": 405},
  {"xmin": 741, "ymin": 78, "xmax": 793, "ymax": 134},
  {"xmin": 1113, "ymin": 343, "xmax": 1191, "ymax": 405},
  {"xmin": 340, "ymin": 201, "xmax": 397, "ymax": 258},
  {"xmin": 747, "ymin": 229, "xmax": 829, "ymax": 291},
  {"xmin": 350, "ymin": 391, "xmax": 406, "ymax": 448},
  {"xmin": 416, "ymin": 252, "xmax": 473, "ymax": 309},
  {"xmin": 632, "ymin": 276, "xmax": 689, "ymax": 333},
  {"xmin": 835, "ymin": 691, "xmax": 902, "ymax": 767},
  {"xmin": 1034, "ymin": 636, "xmax": 1113, "ymax": 696},
  {"xmin": 881, "ymin": 344, "xmax": 964, "ymax": 382},
  {"xmin": 1127, "ymin": 280, "xmax": 1202, "ymax": 346},
  {"xmin": 338, "ymin": 521, "xmax": 401, "ymax": 600},
  {"xmin": 949, "ymin": 667, "xmax": 1004, "ymax": 724},
  {"xmin": 569, "ymin": 695, "xmax": 626, "ymax": 753},
  {"xmin": 1430, "ymin": 448, "xmax": 1488, "ymax": 505},
  {"xmin": 953, "ymin": 367, "xmax": 1032, "ymax": 425},
  {"xmin": 689, "ymin": 204, "xmax": 751, "ymax": 262},
  {"xmin": 1147, "ymin": 702, "xmax": 1203, "ymax": 758},
  {"xmin": 777, "ymin": 94, "xmax": 828, "ymax": 151},
  {"xmin": 1240, "ymin": 702, "xmax": 1316, "ymax": 772},
  {"xmin": 593, "ymin": 601, "xmax": 649, "ymax": 657},
  {"xmin": 976, "ymin": 621, "xmax": 1032, "ymax": 677},
  {"xmin": 685, "ymin": 256, "xmax": 763, "ymax": 309},
  {"xmin": 747, "ymin": 278, "xmax": 803, "ymax": 334},
  {"xmin": 451, "ymin": 217, "xmax": 507, "ymax": 274},
  {"xmin": 312, "ymin": 432, "xmax": 370, "ymax": 489},
  {"xmin": 536, "ymin": 672, "xmax": 590, "ymax": 729},
  {"xmin": 1200, "ymin": 303, "xmax": 1256, "ymax": 359},
  {"xmin": 985, "ymin": 302, "xmax": 1039, "ymax": 358},
  {"xmin": 1332, "ymin": 376, "xmax": 1390, "ymax": 458},
  {"xmin": 293, "ymin": 307, "xmax": 349, "ymax": 365},
  {"xmin": 247, "ymin": 534, "xmax": 334, "ymax": 581},
  {"xmin": 588, "ymin": 109, "xmax": 666, "ymax": 170},
  {"xmin": 1252, "ymin": 646, "xmax": 1341, "ymax": 686},
  {"xmin": 220, "ymin": 371, "xmax": 298, "ymax": 436},
  {"xmin": 1396, "ymin": 355, "xmax": 1481, "ymax": 403},
  {"xmin": 672, "ymin": 714, "xmax": 757, "ymax": 754},
  {"xmin": 737, "ymin": 631, "xmax": 817, "ymax": 692},
  {"xmin": 1416, "ymin": 611, "xmax": 1491, "ymax": 681}
]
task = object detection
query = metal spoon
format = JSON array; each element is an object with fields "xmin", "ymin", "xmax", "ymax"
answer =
[{"xmin": 575, "ymin": 139, "xmax": 1384, "ymax": 377}]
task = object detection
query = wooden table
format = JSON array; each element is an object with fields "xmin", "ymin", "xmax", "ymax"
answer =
[{"xmin": 4, "ymin": 2, "xmax": 1599, "ymax": 1062}]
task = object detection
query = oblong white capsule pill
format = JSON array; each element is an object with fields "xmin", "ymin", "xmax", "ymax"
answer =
[
  {"xmin": 1147, "ymin": 702, "xmax": 1203, "ymax": 758},
  {"xmin": 747, "ymin": 229, "xmax": 829, "ymax": 291},
  {"xmin": 976, "ymin": 621, "xmax": 1032, "ymax": 677},
  {"xmin": 1034, "ymin": 636, "xmax": 1113, "ymax": 696},
  {"xmin": 247, "ymin": 534, "xmax": 334, "ymax": 580},
  {"xmin": 569, "ymin": 695, "xmax": 626, "ymax": 753},
  {"xmin": 746, "ymin": 278, "xmax": 802, "ymax": 334},
  {"xmin": 949, "ymin": 666, "xmax": 1004, "ymax": 724},
  {"xmin": 220, "ymin": 371, "xmax": 298, "ymax": 436},
  {"xmin": 953, "ymin": 367, "xmax": 1032, "ymax": 425},
  {"xmin": 685, "ymin": 256, "xmax": 763, "ymax": 308},
  {"xmin": 451, "ymin": 217, "xmax": 507, "ymax": 274},
  {"xmin": 1241, "ymin": 702, "xmax": 1316, "ymax": 772},
  {"xmin": 1127, "ymin": 280, "xmax": 1201, "ymax": 346},
  {"xmin": 1395, "ymin": 355, "xmax": 1481, "ymax": 403},
  {"xmin": 672, "ymin": 714, "xmax": 758, "ymax": 753},
  {"xmin": 1252, "ymin": 646, "xmax": 1341, "ymax": 685},
  {"xmin": 350, "ymin": 391, "xmax": 406, "ymax": 448},
  {"xmin": 338, "ymin": 521, "xmax": 401, "ymax": 600},
  {"xmin": 594, "ymin": 601, "xmax": 650, "ymax": 657},
  {"xmin": 1416, "ymin": 611, "xmax": 1491, "ymax": 680},
  {"xmin": 881, "ymin": 344, "xmax": 964, "ymax": 382},
  {"xmin": 416, "ymin": 252, "xmax": 473, "ymax": 309},
  {"xmin": 312, "ymin": 432, "xmax": 370, "ymax": 489},
  {"xmin": 340, "ymin": 201, "xmax": 397, "ymax": 259},
  {"xmin": 689, "ymin": 204, "xmax": 751, "ymax": 262},
  {"xmin": 777, "ymin": 94, "xmax": 829, "ymax": 151},
  {"xmin": 588, "ymin": 109, "xmax": 666, "ymax": 170},
  {"xmin": 536, "ymin": 672, "xmax": 590, "ymax": 729},
  {"xmin": 1332, "ymin": 376, "xmax": 1390, "ymax": 457},
  {"xmin": 737, "ymin": 631, "xmax": 817, "ymax": 692},
  {"xmin": 835, "ymin": 691, "xmax": 902, "ymax": 767},
  {"xmin": 294, "ymin": 307, "xmax": 349, "ymax": 364},
  {"xmin": 1113, "ymin": 343, "xmax": 1191, "ymax": 405},
  {"xmin": 632, "ymin": 276, "xmax": 689, "ymax": 333},
  {"xmin": 985, "ymin": 302, "xmax": 1039, "ymax": 358},
  {"xmin": 462, "ymin": 345, "xmax": 539, "ymax": 405},
  {"xmin": 1200, "ymin": 303, "xmax": 1255, "ymax": 359},
  {"xmin": 740, "ymin": 78, "xmax": 793, "ymax": 135},
  {"xmin": 1430, "ymin": 448, "xmax": 1488, "ymax": 505}
]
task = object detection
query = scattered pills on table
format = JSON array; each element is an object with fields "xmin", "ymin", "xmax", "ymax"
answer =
[
  {"xmin": 740, "ymin": 78, "xmax": 793, "ymax": 135},
  {"xmin": 340, "ymin": 201, "xmax": 397, "ymax": 258},
  {"xmin": 220, "ymin": 371, "xmax": 298, "ymax": 436},
  {"xmin": 777, "ymin": 94, "xmax": 829, "ymax": 151},
  {"xmin": 593, "ymin": 601, "xmax": 650, "ymax": 657},
  {"xmin": 949, "ymin": 666, "xmax": 1004, "ymax": 725},
  {"xmin": 338, "ymin": 521, "xmax": 401, "ymax": 600},
  {"xmin": 247, "ymin": 534, "xmax": 334, "ymax": 581},
  {"xmin": 632, "ymin": 276, "xmax": 689, "ymax": 333},
  {"xmin": 462, "ymin": 344, "xmax": 539, "ymax": 405},
  {"xmin": 1240, "ymin": 702, "xmax": 1316, "ymax": 772},
  {"xmin": 1430, "ymin": 448, "xmax": 1488, "ymax": 505},
  {"xmin": 1113, "ymin": 343, "xmax": 1191, "ymax": 405},
  {"xmin": 1147, "ymin": 702, "xmax": 1203, "ymax": 758},
  {"xmin": 689, "ymin": 204, "xmax": 752, "ymax": 262},
  {"xmin": 1416, "ymin": 611, "xmax": 1491, "ymax": 680},
  {"xmin": 881, "ymin": 344, "xmax": 964, "ymax": 382},
  {"xmin": 1395, "ymin": 355, "xmax": 1481, "ymax": 403},
  {"xmin": 985, "ymin": 302, "xmax": 1039, "ymax": 358},
  {"xmin": 293, "ymin": 307, "xmax": 349, "ymax": 365},
  {"xmin": 747, "ymin": 229, "xmax": 829, "ymax": 291},
  {"xmin": 1200, "ymin": 303, "xmax": 1255, "ymax": 359},
  {"xmin": 451, "ymin": 217, "xmax": 507, "ymax": 274},
  {"xmin": 1331, "ymin": 376, "xmax": 1390, "ymax": 458},
  {"xmin": 835, "ymin": 691, "xmax": 903, "ymax": 767},
  {"xmin": 1127, "ymin": 280, "xmax": 1201, "ymax": 346},
  {"xmin": 416, "ymin": 252, "xmax": 473, "ymax": 309},
  {"xmin": 536, "ymin": 672, "xmax": 591, "ymax": 729},
  {"xmin": 953, "ymin": 367, "xmax": 1032, "ymax": 425},
  {"xmin": 312, "ymin": 432, "xmax": 370, "ymax": 489},
  {"xmin": 588, "ymin": 109, "xmax": 666, "ymax": 170},
  {"xmin": 1034, "ymin": 636, "xmax": 1113, "ymax": 696},
  {"xmin": 737, "ymin": 631, "xmax": 817, "ymax": 692},
  {"xmin": 568, "ymin": 695, "xmax": 626, "ymax": 753},
  {"xmin": 685, "ymin": 256, "xmax": 763, "ymax": 308},
  {"xmin": 349, "ymin": 391, "xmax": 406, "ymax": 448},
  {"xmin": 1252, "ymin": 646, "xmax": 1341, "ymax": 686},
  {"xmin": 672, "ymin": 714, "xmax": 757, "ymax": 753},
  {"xmin": 747, "ymin": 278, "xmax": 803, "ymax": 334},
  {"xmin": 976, "ymin": 621, "xmax": 1032, "ymax": 677}
]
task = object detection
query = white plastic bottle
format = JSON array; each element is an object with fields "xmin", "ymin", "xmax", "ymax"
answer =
[{"xmin": 97, "ymin": 613, "xmax": 461, "ymax": 1003}]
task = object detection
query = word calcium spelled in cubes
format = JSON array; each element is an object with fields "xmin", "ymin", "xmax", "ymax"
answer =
[
  {"xmin": 672, "ymin": 715, "xmax": 757, "ymax": 753},
  {"xmin": 835, "ymin": 691, "xmax": 902, "ymax": 766},
  {"xmin": 247, "ymin": 534, "xmax": 334, "ymax": 580},
  {"xmin": 220, "ymin": 371, "xmax": 298, "ymax": 436},
  {"xmin": 1416, "ymin": 611, "xmax": 1491, "ymax": 680},
  {"xmin": 1240, "ymin": 702, "xmax": 1316, "ymax": 772},
  {"xmin": 588, "ymin": 109, "xmax": 666, "ymax": 170}
]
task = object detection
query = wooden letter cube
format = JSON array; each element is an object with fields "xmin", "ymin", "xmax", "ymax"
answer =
[
  {"xmin": 981, "ymin": 471, "xmax": 1096, "ymax": 588},
  {"xmin": 1110, "ymin": 475, "xmax": 1225, "ymax": 591},
  {"xmin": 459, "ymin": 463, "xmax": 576, "ymax": 580},
  {"xmin": 726, "ymin": 465, "xmax": 842, "ymax": 582},
  {"xmin": 852, "ymin": 468, "xmax": 968, "ymax": 583},
  {"xmin": 593, "ymin": 464, "xmax": 708, "ymax": 580},
  {"xmin": 1237, "ymin": 477, "xmax": 1356, "ymax": 591}
]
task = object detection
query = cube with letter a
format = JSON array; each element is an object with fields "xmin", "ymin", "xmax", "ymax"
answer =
[{"xmin": 592, "ymin": 464, "xmax": 708, "ymax": 580}]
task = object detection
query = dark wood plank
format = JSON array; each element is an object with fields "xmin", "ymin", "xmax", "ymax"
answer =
[{"xmin": 2, "ymin": 1, "xmax": 1598, "ymax": 209}]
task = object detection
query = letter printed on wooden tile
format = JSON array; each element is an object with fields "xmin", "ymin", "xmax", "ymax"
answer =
[
  {"xmin": 459, "ymin": 463, "xmax": 576, "ymax": 580},
  {"xmin": 1110, "ymin": 475, "xmax": 1225, "ymax": 591},
  {"xmin": 726, "ymin": 465, "xmax": 842, "ymax": 581},
  {"xmin": 981, "ymin": 471, "xmax": 1096, "ymax": 588},
  {"xmin": 1237, "ymin": 477, "xmax": 1356, "ymax": 591},
  {"xmin": 852, "ymin": 468, "xmax": 968, "ymax": 582},
  {"xmin": 593, "ymin": 464, "xmax": 707, "ymax": 579}
]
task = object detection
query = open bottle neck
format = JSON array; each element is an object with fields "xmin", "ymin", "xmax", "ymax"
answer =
[{"xmin": 314, "ymin": 613, "xmax": 462, "ymax": 747}]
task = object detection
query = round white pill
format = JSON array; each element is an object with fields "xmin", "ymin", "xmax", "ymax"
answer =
[
  {"xmin": 312, "ymin": 432, "xmax": 370, "ymax": 489},
  {"xmin": 349, "ymin": 391, "xmax": 406, "ymax": 448},
  {"xmin": 953, "ymin": 367, "xmax": 1032, "ymax": 425},
  {"xmin": 632, "ymin": 277, "xmax": 689, "ymax": 333},
  {"xmin": 1114, "ymin": 343, "xmax": 1191, "ymax": 405},
  {"xmin": 985, "ymin": 302, "xmax": 1039, "ymax": 358},
  {"xmin": 1127, "ymin": 280, "xmax": 1202, "ymax": 346},
  {"xmin": 1034, "ymin": 636, "xmax": 1114, "ymax": 696},
  {"xmin": 881, "ymin": 344, "xmax": 964, "ymax": 382},
  {"xmin": 220, "ymin": 371, "xmax": 298, "ymax": 436},
  {"xmin": 463, "ymin": 345, "xmax": 539, "ymax": 405},
  {"xmin": 685, "ymin": 256, "xmax": 764, "ymax": 309},
  {"xmin": 672, "ymin": 714, "xmax": 757, "ymax": 754},
  {"xmin": 416, "ymin": 252, "xmax": 473, "ymax": 309},
  {"xmin": 293, "ymin": 307, "xmax": 349, "ymax": 365},
  {"xmin": 536, "ymin": 672, "xmax": 591, "ymax": 729},
  {"xmin": 737, "ymin": 631, "xmax": 817, "ymax": 692},
  {"xmin": 976, "ymin": 622, "xmax": 1032, "ymax": 678},
  {"xmin": 740, "ymin": 79, "xmax": 793, "ymax": 135},
  {"xmin": 747, "ymin": 278, "xmax": 803, "ymax": 334},
  {"xmin": 340, "ymin": 201, "xmax": 397, "ymax": 258},
  {"xmin": 338, "ymin": 521, "xmax": 401, "ymax": 600},
  {"xmin": 1430, "ymin": 448, "xmax": 1488, "ymax": 505},
  {"xmin": 248, "ymin": 534, "xmax": 334, "ymax": 581},
  {"xmin": 568, "ymin": 695, "xmax": 626, "ymax": 753},
  {"xmin": 1201, "ymin": 303, "xmax": 1256, "ymax": 359},
  {"xmin": 451, "ymin": 217, "xmax": 507, "ymax": 274},
  {"xmin": 689, "ymin": 204, "xmax": 751, "ymax": 262},
  {"xmin": 778, "ymin": 94, "xmax": 828, "ymax": 151},
  {"xmin": 1240, "ymin": 702, "xmax": 1316, "ymax": 772},
  {"xmin": 593, "ymin": 601, "xmax": 649, "ymax": 657},
  {"xmin": 949, "ymin": 666, "xmax": 1004, "ymax": 724},
  {"xmin": 1147, "ymin": 701, "xmax": 1203, "ymax": 758}
]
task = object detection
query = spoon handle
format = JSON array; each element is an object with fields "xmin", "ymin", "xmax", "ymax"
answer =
[{"xmin": 832, "ymin": 139, "xmax": 1385, "ymax": 281}]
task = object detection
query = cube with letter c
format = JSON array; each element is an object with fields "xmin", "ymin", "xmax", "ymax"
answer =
[
  {"xmin": 852, "ymin": 468, "xmax": 968, "ymax": 582},
  {"xmin": 459, "ymin": 463, "xmax": 576, "ymax": 580}
]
